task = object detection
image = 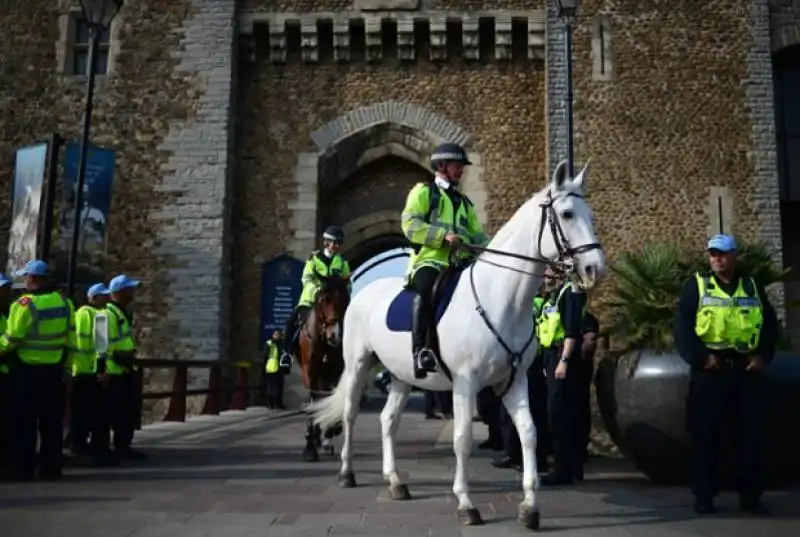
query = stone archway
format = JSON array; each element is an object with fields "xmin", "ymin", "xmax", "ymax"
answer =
[{"xmin": 284, "ymin": 101, "xmax": 486, "ymax": 259}]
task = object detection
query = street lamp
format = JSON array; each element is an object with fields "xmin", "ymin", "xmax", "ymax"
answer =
[
  {"xmin": 66, "ymin": 0, "xmax": 123, "ymax": 300},
  {"xmin": 555, "ymin": 0, "xmax": 579, "ymax": 178}
]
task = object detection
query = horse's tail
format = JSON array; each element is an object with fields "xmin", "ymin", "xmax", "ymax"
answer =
[
  {"xmin": 306, "ymin": 351, "xmax": 375, "ymax": 431},
  {"xmin": 306, "ymin": 378, "xmax": 349, "ymax": 431}
]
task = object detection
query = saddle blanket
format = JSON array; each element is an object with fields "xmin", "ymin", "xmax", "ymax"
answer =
[{"xmin": 385, "ymin": 268, "xmax": 465, "ymax": 332}]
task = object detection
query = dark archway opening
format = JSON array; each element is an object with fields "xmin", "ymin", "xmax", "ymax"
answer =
[{"xmin": 773, "ymin": 44, "xmax": 800, "ymax": 342}]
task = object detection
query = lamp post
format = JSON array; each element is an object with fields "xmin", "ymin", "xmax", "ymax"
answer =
[
  {"xmin": 555, "ymin": 0, "xmax": 579, "ymax": 178},
  {"xmin": 66, "ymin": 0, "xmax": 122, "ymax": 300}
]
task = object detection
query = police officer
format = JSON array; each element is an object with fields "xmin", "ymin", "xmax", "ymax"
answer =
[
  {"xmin": 674, "ymin": 234, "xmax": 777, "ymax": 515},
  {"xmin": 264, "ymin": 330, "xmax": 285, "ymax": 410},
  {"xmin": 401, "ymin": 142, "xmax": 488, "ymax": 378},
  {"xmin": 575, "ymin": 311, "xmax": 599, "ymax": 477},
  {"xmin": 280, "ymin": 225, "xmax": 351, "ymax": 366},
  {"xmin": 537, "ymin": 266, "xmax": 587, "ymax": 486},
  {"xmin": 105, "ymin": 274, "xmax": 146, "ymax": 461},
  {"xmin": 0, "ymin": 260, "xmax": 71, "ymax": 480},
  {"xmin": 68, "ymin": 283, "xmax": 112, "ymax": 466},
  {"xmin": 0, "ymin": 273, "xmax": 13, "ymax": 479}
]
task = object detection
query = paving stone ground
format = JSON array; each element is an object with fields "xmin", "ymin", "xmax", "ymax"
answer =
[{"xmin": 0, "ymin": 394, "xmax": 798, "ymax": 537}]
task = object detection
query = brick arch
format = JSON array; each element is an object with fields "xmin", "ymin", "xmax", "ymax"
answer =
[
  {"xmin": 772, "ymin": 22, "xmax": 800, "ymax": 52},
  {"xmin": 286, "ymin": 104, "xmax": 486, "ymax": 260}
]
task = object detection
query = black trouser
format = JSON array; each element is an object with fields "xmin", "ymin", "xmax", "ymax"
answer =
[
  {"xmin": 477, "ymin": 387, "xmax": 502, "ymax": 444},
  {"xmin": 10, "ymin": 363, "xmax": 64, "ymax": 477},
  {"xmin": 108, "ymin": 374, "xmax": 137, "ymax": 452},
  {"xmin": 264, "ymin": 372, "xmax": 284, "ymax": 408},
  {"xmin": 686, "ymin": 363, "xmax": 765, "ymax": 502},
  {"xmin": 408, "ymin": 266, "xmax": 440, "ymax": 352},
  {"xmin": 70, "ymin": 374, "xmax": 107, "ymax": 456},
  {"xmin": 0, "ymin": 373, "xmax": 11, "ymax": 474},
  {"xmin": 501, "ymin": 357, "xmax": 552, "ymax": 463},
  {"xmin": 574, "ymin": 354, "xmax": 594, "ymax": 460},
  {"xmin": 283, "ymin": 305, "xmax": 310, "ymax": 353},
  {"xmin": 544, "ymin": 346, "xmax": 581, "ymax": 477}
]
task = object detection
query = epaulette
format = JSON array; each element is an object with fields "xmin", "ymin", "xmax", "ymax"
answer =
[{"xmin": 17, "ymin": 296, "xmax": 31, "ymax": 307}]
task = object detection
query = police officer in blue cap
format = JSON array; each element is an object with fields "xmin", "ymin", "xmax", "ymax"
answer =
[
  {"xmin": 0, "ymin": 273, "xmax": 13, "ymax": 479},
  {"xmin": 0, "ymin": 260, "xmax": 72, "ymax": 480},
  {"xmin": 674, "ymin": 234, "xmax": 777, "ymax": 515},
  {"xmin": 105, "ymin": 274, "xmax": 146, "ymax": 460}
]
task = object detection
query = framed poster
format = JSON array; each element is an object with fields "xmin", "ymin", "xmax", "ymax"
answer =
[
  {"xmin": 260, "ymin": 254, "xmax": 304, "ymax": 349},
  {"xmin": 50, "ymin": 142, "xmax": 116, "ymax": 286},
  {"xmin": 6, "ymin": 143, "xmax": 50, "ymax": 279}
]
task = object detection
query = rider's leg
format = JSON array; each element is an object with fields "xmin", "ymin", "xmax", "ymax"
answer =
[
  {"xmin": 410, "ymin": 266, "xmax": 440, "ymax": 378},
  {"xmin": 281, "ymin": 306, "xmax": 308, "ymax": 365}
]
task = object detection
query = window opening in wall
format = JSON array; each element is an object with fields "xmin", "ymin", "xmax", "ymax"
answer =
[
  {"xmin": 382, "ymin": 19, "xmax": 398, "ymax": 60},
  {"xmin": 591, "ymin": 16, "xmax": 613, "ymax": 81},
  {"xmin": 598, "ymin": 22, "xmax": 605, "ymax": 75},
  {"xmin": 478, "ymin": 18, "xmax": 494, "ymax": 62},
  {"xmin": 511, "ymin": 17, "xmax": 528, "ymax": 62},
  {"xmin": 414, "ymin": 19, "xmax": 430, "ymax": 61},
  {"xmin": 318, "ymin": 19, "xmax": 334, "ymax": 62},
  {"xmin": 446, "ymin": 19, "xmax": 462, "ymax": 58},
  {"xmin": 285, "ymin": 20, "xmax": 301, "ymax": 61},
  {"xmin": 774, "ymin": 45, "xmax": 800, "ymax": 203},
  {"xmin": 70, "ymin": 15, "xmax": 110, "ymax": 75},
  {"xmin": 350, "ymin": 18, "xmax": 366, "ymax": 61}
]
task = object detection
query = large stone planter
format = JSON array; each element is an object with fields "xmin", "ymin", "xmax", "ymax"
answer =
[{"xmin": 595, "ymin": 350, "xmax": 800, "ymax": 485}]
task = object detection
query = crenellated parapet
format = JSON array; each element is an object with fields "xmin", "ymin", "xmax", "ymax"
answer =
[{"xmin": 240, "ymin": 11, "xmax": 545, "ymax": 64}]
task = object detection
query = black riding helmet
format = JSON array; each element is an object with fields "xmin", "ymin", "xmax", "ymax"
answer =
[
  {"xmin": 429, "ymin": 142, "xmax": 472, "ymax": 171},
  {"xmin": 322, "ymin": 225, "xmax": 344, "ymax": 244}
]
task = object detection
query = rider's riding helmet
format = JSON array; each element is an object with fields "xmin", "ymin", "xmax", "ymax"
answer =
[
  {"xmin": 322, "ymin": 225, "xmax": 345, "ymax": 244},
  {"xmin": 429, "ymin": 142, "xmax": 472, "ymax": 171}
]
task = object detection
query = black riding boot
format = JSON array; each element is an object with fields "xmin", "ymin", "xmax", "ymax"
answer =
[{"xmin": 411, "ymin": 294, "xmax": 437, "ymax": 379}]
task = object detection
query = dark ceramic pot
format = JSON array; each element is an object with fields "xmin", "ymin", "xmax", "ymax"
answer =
[{"xmin": 596, "ymin": 350, "xmax": 800, "ymax": 485}]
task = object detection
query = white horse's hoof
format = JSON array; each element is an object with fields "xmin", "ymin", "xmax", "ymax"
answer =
[
  {"xmin": 517, "ymin": 506, "xmax": 540, "ymax": 530},
  {"xmin": 389, "ymin": 484, "xmax": 411, "ymax": 500},
  {"xmin": 337, "ymin": 471, "xmax": 356, "ymax": 488},
  {"xmin": 457, "ymin": 508, "xmax": 484, "ymax": 526}
]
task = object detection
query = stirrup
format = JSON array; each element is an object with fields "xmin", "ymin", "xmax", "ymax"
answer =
[
  {"xmin": 416, "ymin": 348, "xmax": 438, "ymax": 370},
  {"xmin": 279, "ymin": 353, "xmax": 293, "ymax": 368}
]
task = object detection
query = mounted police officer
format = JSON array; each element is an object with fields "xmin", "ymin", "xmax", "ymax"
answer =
[
  {"xmin": 674, "ymin": 234, "xmax": 777, "ymax": 515},
  {"xmin": 401, "ymin": 142, "xmax": 488, "ymax": 379},
  {"xmin": 280, "ymin": 225, "xmax": 351, "ymax": 366}
]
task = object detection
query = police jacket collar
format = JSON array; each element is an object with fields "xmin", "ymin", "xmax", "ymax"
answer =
[{"xmin": 434, "ymin": 174, "xmax": 452, "ymax": 190}]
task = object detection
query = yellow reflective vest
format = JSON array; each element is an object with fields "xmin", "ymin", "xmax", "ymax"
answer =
[
  {"xmin": 106, "ymin": 302, "xmax": 137, "ymax": 375},
  {"xmin": 536, "ymin": 285, "xmax": 587, "ymax": 349},
  {"xmin": 0, "ymin": 291, "xmax": 71, "ymax": 365},
  {"xmin": 298, "ymin": 251, "xmax": 350, "ymax": 307},
  {"xmin": 694, "ymin": 273, "xmax": 763, "ymax": 353},
  {"xmin": 0, "ymin": 314, "xmax": 7, "ymax": 374},
  {"xmin": 265, "ymin": 340, "xmax": 280, "ymax": 374},
  {"xmin": 401, "ymin": 181, "xmax": 487, "ymax": 278},
  {"xmin": 70, "ymin": 305, "xmax": 102, "ymax": 375}
]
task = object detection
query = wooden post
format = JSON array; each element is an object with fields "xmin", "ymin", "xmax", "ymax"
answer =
[
  {"xmin": 230, "ymin": 363, "xmax": 249, "ymax": 410},
  {"xmin": 164, "ymin": 364, "xmax": 187, "ymax": 422},
  {"xmin": 202, "ymin": 364, "xmax": 221, "ymax": 415}
]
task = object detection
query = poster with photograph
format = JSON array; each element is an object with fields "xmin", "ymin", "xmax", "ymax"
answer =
[
  {"xmin": 6, "ymin": 143, "xmax": 49, "ymax": 278},
  {"xmin": 50, "ymin": 142, "xmax": 116, "ymax": 286}
]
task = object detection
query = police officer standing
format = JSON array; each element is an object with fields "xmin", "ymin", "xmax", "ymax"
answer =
[
  {"xmin": 69, "ymin": 283, "xmax": 112, "ymax": 465},
  {"xmin": 674, "ymin": 234, "xmax": 777, "ymax": 515},
  {"xmin": 263, "ymin": 330, "xmax": 285, "ymax": 410},
  {"xmin": 105, "ymin": 274, "xmax": 146, "ymax": 461},
  {"xmin": 0, "ymin": 273, "xmax": 13, "ymax": 479},
  {"xmin": 0, "ymin": 260, "xmax": 72, "ymax": 481},
  {"xmin": 537, "ymin": 266, "xmax": 587, "ymax": 486}
]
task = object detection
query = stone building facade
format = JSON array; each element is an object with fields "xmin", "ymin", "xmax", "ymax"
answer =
[{"xmin": 1, "ymin": 1, "xmax": 799, "ymax": 404}]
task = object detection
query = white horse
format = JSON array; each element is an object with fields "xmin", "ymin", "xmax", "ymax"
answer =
[{"xmin": 308, "ymin": 160, "xmax": 605, "ymax": 530}]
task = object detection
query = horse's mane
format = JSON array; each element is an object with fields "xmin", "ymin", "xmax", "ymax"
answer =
[{"xmin": 318, "ymin": 275, "xmax": 349, "ymax": 295}]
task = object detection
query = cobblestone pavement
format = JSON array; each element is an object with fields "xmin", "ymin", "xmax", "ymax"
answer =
[{"xmin": 0, "ymin": 394, "xmax": 798, "ymax": 537}]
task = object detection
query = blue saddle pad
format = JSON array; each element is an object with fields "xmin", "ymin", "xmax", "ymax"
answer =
[{"xmin": 385, "ymin": 267, "xmax": 466, "ymax": 332}]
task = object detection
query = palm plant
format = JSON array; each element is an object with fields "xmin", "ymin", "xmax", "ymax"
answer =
[{"xmin": 604, "ymin": 241, "xmax": 790, "ymax": 352}]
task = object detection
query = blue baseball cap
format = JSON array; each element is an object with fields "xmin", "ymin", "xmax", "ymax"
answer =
[
  {"xmin": 87, "ymin": 283, "xmax": 110, "ymax": 298},
  {"xmin": 707, "ymin": 234, "xmax": 738, "ymax": 253},
  {"xmin": 13, "ymin": 260, "xmax": 49, "ymax": 277},
  {"xmin": 108, "ymin": 274, "xmax": 140, "ymax": 293},
  {"xmin": 0, "ymin": 273, "xmax": 11, "ymax": 287}
]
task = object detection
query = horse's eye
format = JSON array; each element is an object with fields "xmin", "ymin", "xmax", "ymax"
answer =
[{"xmin": 561, "ymin": 210, "xmax": 574, "ymax": 220}]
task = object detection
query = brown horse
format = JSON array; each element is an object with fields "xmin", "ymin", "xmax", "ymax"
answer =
[{"xmin": 294, "ymin": 273, "xmax": 350, "ymax": 462}]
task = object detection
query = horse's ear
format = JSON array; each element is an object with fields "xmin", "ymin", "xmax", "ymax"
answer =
[
  {"xmin": 550, "ymin": 160, "xmax": 569, "ymax": 191},
  {"xmin": 573, "ymin": 160, "xmax": 589, "ymax": 192}
]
